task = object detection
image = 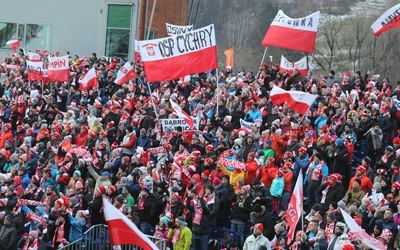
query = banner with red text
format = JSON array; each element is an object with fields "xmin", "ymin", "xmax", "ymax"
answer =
[
  {"xmin": 47, "ymin": 55, "xmax": 69, "ymax": 82},
  {"xmin": 279, "ymin": 55, "xmax": 308, "ymax": 76},
  {"xmin": 370, "ymin": 3, "xmax": 400, "ymax": 36},
  {"xmin": 138, "ymin": 24, "xmax": 217, "ymax": 82}
]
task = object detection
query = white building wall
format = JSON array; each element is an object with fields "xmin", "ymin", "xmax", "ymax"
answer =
[{"xmin": 0, "ymin": 0, "xmax": 139, "ymax": 61}]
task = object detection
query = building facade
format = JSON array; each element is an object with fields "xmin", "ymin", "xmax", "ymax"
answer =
[{"xmin": 0, "ymin": 0, "xmax": 188, "ymax": 61}]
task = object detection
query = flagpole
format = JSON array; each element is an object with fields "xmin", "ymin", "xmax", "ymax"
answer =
[
  {"xmin": 260, "ymin": 47, "xmax": 268, "ymax": 64},
  {"xmin": 215, "ymin": 68, "xmax": 219, "ymax": 117},
  {"xmin": 137, "ymin": 77, "xmax": 159, "ymax": 120}
]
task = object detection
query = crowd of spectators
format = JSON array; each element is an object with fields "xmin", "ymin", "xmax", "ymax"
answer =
[{"xmin": 0, "ymin": 49, "xmax": 399, "ymax": 250}]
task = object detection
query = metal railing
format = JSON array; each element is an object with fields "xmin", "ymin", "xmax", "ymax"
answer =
[{"xmin": 59, "ymin": 224, "xmax": 167, "ymax": 250}]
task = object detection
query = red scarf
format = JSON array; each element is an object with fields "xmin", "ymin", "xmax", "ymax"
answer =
[
  {"xmin": 52, "ymin": 222, "xmax": 65, "ymax": 247},
  {"xmin": 325, "ymin": 221, "xmax": 334, "ymax": 241}
]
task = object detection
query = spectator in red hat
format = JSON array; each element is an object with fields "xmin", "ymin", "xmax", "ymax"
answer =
[
  {"xmin": 349, "ymin": 166, "xmax": 373, "ymax": 193},
  {"xmin": 0, "ymin": 123, "xmax": 13, "ymax": 149},
  {"xmin": 259, "ymin": 157, "xmax": 277, "ymax": 189},
  {"xmin": 243, "ymin": 223, "xmax": 271, "ymax": 250},
  {"xmin": 75, "ymin": 126, "xmax": 89, "ymax": 147},
  {"xmin": 317, "ymin": 174, "xmax": 344, "ymax": 214}
]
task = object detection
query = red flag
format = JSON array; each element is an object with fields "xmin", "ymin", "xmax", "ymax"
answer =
[
  {"xmin": 138, "ymin": 24, "xmax": 217, "ymax": 82},
  {"xmin": 262, "ymin": 11, "xmax": 320, "ymax": 53},
  {"xmin": 270, "ymin": 86, "xmax": 316, "ymax": 115},
  {"xmin": 79, "ymin": 68, "xmax": 98, "ymax": 91},
  {"xmin": 371, "ymin": 3, "xmax": 400, "ymax": 36},
  {"xmin": 114, "ymin": 62, "xmax": 137, "ymax": 85},
  {"xmin": 224, "ymin": 48, "xmax": 234, "ymax": 68},
  {"xmin": 286, "ymin": 171, "xmax": 303, "ymax": 245},
  {"xmin": 47, "ymin": 55, "xmax": 69, "ymax": 82},
  {"xmin": 170, "ymin": 99, "xmax": 194, "ymax": 129},
  {"xmin": 27, "ymin": 60, "xmax": 44, "ymax": 81},
  {"xmin": 6, "ymin": 40, "xmax": 20, "ymax": 52},
  {"xmin": 340, "ymin": 208, "xmax": 385, "ymax": 250},
  {"xmin": 103, "ymin": 197, "xmax": 158, "ymax": 250}
]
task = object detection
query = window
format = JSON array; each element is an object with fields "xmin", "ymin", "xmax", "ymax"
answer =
[
  {"xmin": 144, "ymin": 29, "xmax": 158, "ymax": 40},
  {"xmin": 0, "ymin": 22, "xmax": 18, "ymax": 49},
  {"xmin": 0, "ymin": 22, "xmax": 50, "ymax": 51},
  {"xmin": 105, "ymin": 5, "xmax": 132, "ymax": 59}
]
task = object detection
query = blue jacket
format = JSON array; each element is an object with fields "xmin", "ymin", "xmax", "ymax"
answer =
[
  {"xmin": 294, "ymin": 155, "xmax": 310, "ymax": 179},
  {"xmin": 270, "ymin": 177, "xmax": 284, "ymax": 197},
  {"xmin": 314, "ymin": 116, "xmax": 328, "ymax": 136},
  {"xmin": 21, "ymin": 173, "xmax": 30, "ymax": 189},
  {"xmin": 69, "ymin": 213, "xmax": 86, "ymax": 242},
  {"xmin": 244, "ymin": 109, "xmax": 262, "ymax": 123}
]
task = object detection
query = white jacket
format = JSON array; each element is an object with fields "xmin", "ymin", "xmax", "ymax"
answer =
[{"xmin": 243, "ymin": 234, "xmax": 271, "ymax": 250}]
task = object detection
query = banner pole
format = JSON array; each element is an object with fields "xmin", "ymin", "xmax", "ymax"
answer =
[
  {"xmin": 260, "ymin": 47, "xmax": 268, "ymax": 64},
  {"xmin": 216, "ymin": 68, "xmax": 219, "ymax": 117}
]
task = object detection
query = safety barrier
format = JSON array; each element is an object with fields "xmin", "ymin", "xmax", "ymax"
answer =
[{"xmin": 59, "ymin": 224, "xmax": 167, "ymax": 250}]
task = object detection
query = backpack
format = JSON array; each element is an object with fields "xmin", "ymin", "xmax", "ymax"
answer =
[{"xmin": 218, "ymin": 231, "xmax": 234, "ymax": 246}]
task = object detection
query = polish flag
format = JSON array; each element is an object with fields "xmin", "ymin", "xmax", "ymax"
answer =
[
  {"xmin": 262, "ymin": 10, "xmax": 320, "ymax": 53},
  {"xmin": 138, "ymin": 24, "xmax": 217, "ymax": 83},
  {"xmin": 27, "ymin": 51, "xmax": 41, "ymax": 61},
  {"xmin": 26, "ymin": 60, "xmax": 44, "ymax": 81},
  {"xmin": 279, "ymin": 55, "xmax": 308, "ymax": 76},
  {"xmin": 340, "ymin": 208, "xmax": 385, "ymax": 250},
  {"xmin": 134, "ymin": 40, "xmax": 142, "ymax": 66},
  {"xmin": 114, "ymin": 62, "xmax": 137, "ymax": 85},
  {"xmin": 371, "ymin": 3, "xmax": 400, "ymax": 36},
  {"xmin": 286, "ymin": 171, "xmax": 303, "ymax": 245},
  {"xmin": 79, "ymin": 68, "xmax": 98, "ymax": 91},
  {"xmin": 6, "ymin": 40, "xmax": 20, "ymax": 52},
  {"xmin": 270, "ymin": 86, "xmax": 317, "ymax": 115},
  {"xmin": 170, "ymin": 99, "xmax": 195, "ymax": 128},
  {"xmin": 103, "ymin": 197, "xmax": 158, "ymax": 250},
  {"xmin": 47, "ymin": 55, "xmax": 70, "ymax": 82}
]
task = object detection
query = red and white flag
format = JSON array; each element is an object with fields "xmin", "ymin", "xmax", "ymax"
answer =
[
  {"xmin": 79, "ymin": 68, "xmax": 98, "ymax": 91},
  {"xmin": 262, "ymin": 10, "xmax": 320, "ymax": 53},
  {"xmin": 286, "ymin": 171, "xmax": 303, "ymax": 245},
  {"xmin": 170, "ymin": 99, "xmax": 195, "ymax": 129},
  {"xmin": 134, "ymin": 39, "xmax": 142, "ymax": 66},
  {"xmin": 138, "ymin": 24, "xmax": 217, "ymax": 82},
  {"xmin": 26, "ymin": 60, "xmax": 44, "ymax": 81},
  {"xmin": 103, "ymin": 197, "xmax": 158, "ymax": 250},
  {"xmin": 114, "ymin": 62, "xmax": 137, "ymax": 85},
  {"xmin": 166, "ymin": 23, "xmax": 194, "ymax": 36},
  {"xmin": 270, "ymin": 86, "xmax": 317, "ymax": 115},
  {"xmin": 6, "ymin": 40, "xmax": 20, "ymax": 52},
  {"xmin": 279, "ymin": 55, "xmax": 308, "ymax": 77},
  {"xmin": 47, "ymin": 55, "xmax": 69, "ymax": 82},
  {"xmin": 340, "ymin": 208, "xmax": 385, "ymax": 250},
  {"xmin": 371, "ymin": 3, "xmax": 400, "ymax": 36},
  {"xmin": 27, "ymin": 51, "xmax": 41, "ymax": 61}
]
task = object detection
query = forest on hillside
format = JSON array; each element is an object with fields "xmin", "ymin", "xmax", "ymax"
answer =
[{"xmin": 187, "ymin": 0, "xmax": 400, "ymax": 82}]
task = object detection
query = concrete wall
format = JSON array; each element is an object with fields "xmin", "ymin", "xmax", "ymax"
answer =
[{"xmin": 0, "ymin": 0, "xmax": 140, "ymax": 60}]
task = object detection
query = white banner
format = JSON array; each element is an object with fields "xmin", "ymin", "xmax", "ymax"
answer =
[
  {"xmin": 240, "ymin": 119, "xmax": 253, "ymax": 132},
  {"xmin": 166, "ymin": 23, "xmax": 194, "ymax": 36},
  {"xmin": 161, "ymin": 117, "xmax": 199, "ymax": 132},
  {"xmin": 271, "ymin": 10, "xmax": 319, "ymax": 32}
]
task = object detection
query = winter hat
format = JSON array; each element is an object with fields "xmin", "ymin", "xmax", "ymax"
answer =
[
  {"xmin": 29, "ymin": 230, "xmax": 39, "ymax": 239},
  {"xmin": 299, "ymin": 147, "xmax": 307, "ymax": 154},
  {"xmin": 69, "ymin": 197, "xmax": 79, "ymax": 207},
  {"xmin": 55, "ymin": 198, "xmax": 64, "ymax": 207},
  {"xmin": 242, "ymin": 185, "xmax": 251, "ymax": 194},
  {"xmin": 335, "ymin": 222, "xmax": 347, "ymax": 232},
  {"xmin": 379, "ymin": 228, "xmax": 393, "ymax": 243},
  {"xmin": 101, "ymin": 171, "xmax": 110, "ymax": 178},
  {"xmin": 116, "ymin": 195, "xmax": 125, "ymax": 204},
  {"xmin": 212, "ymin": 177, "xmax": 221, "ymax": 186},
  {"xmin": 7, "ymin": 185, "xmax": 14, "ymax": 193},
  {"xmin": 254, "ymin": 223, "xmax": 264, "ymax": 232},
  {"xmin": 253, "ymin": 204, "xmax": 262, "ymax": 213},
  {"xmin": 142, "ymin": 185, "xmax": 151, "ymax": 194},
  {"xmin": 75, "ymin": 181, "xmax": 84, "ymax": 190},
  {"xmin": 335, "ymin": 138, "xmax": 344, "ymax": 147},
  {"xmin": 274, "ymin": 223, "xmax": 285, "ymax": 233},
  {"xmin": 341, "ymin": 243, "xmax": 355, "ymax": 250},
  {"xmin": 77, "ymin": 210, "xmax": 90, "ymax": 219},
  {"xmin": 97, "ymin": 186, "xmax": 107, "ymax": 195},
  {"xmin": 204, "ymin": 158, "xmax": 214, "ymax": 165},
  {"xmin": 175, "ymin": 216, "xmax": 187, "ymax": 226},
  {"xmin": 160, "ymin": 216, "xmax": 170, "ymax": 225},
  {"xmin": 234, "ymin": 138, "xmax": 242, "ymax": 146},
  {"xmin": 73, "ymin": 170, "xmax": 81, "ymax": 177},
  {"xmin": 4, "ymin": 214, "xmax": 13, "ymax": 223},
  {"xmin": 252, "ymin": 177, "xmax": 261, "ymax": 185}
]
